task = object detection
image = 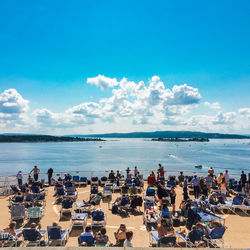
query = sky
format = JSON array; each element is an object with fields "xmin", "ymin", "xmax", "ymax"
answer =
[{"xmin": 0, "ymin": 0, "xmax": 249, "ymax": 135}]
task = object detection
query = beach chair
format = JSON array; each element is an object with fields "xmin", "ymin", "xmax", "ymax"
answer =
[
  {"xmin": 91, "ymin": 176, "xmax": 99, "ymax": 186},
  {"xmin": 78, "ymin": 235, "xmax": 95, "ymax": 246},
  {"xmin": 27, "ymin": 207, "xmax": 42, "ymax": 221},
  {"xmin": 149, "ymin": 231, "xmax": 176, "ymax": 247},
  {"xmin": 0, "ymin": 232, "xmax": 17, "ymax": 247},
  {"xmin": 91, "ymin": 210, "xmax": 106, "ymax": 229},
  {"xmin": 102, "ymin": 183, "xmax": 113, "ymax": 201},
  {"xmin": 197, "ymin": 212, "xmax": 225, "ymax": 225},
  {"xmin": 144, "ymin": 188, "xmax": 156, "ymax": 201},
  {"xmin": 175, "ymin": 229, "xmax": 204, "ymax": 247},
  {"xmin": 143, "ymin": 201, "xmax": 158, "ymax": 231},
  {"xmin": 36, "ymin": 192, "xmax": 46, "ymax": 207},
  {"xmin": 166, "ymin": 180, "xmax": 175, "ymax": 188},
  {"xmin": 9, "ymin": 195, "xmax": 24, "ymax": 206},
  {"xmin": 60, "ymin": 198, "xmax": 74, "ymax": 219},
  {"xmin": 71, "ymin": 213, "xmax": 88, "ymax": 232},
  {"xmin": 162, "ymin": 189, "xmax": 170, "ymax": 206},
  {"xmin": 65, "ymin": 186, "xmax": 78, "ymax": 201},
  {"xmin": 100, "ymin": 176, "xmax": 108, "ymax": 186},
  {"xmin": 10, "ymin": 204, "xmax": 26, "ymax": 222},
  {"xmin": 22, "ymin": 229, "xmax": 46, "ymax": 246},
  {"xmin": 125, "ymin": 178, "xmax": 133, "ymax": 187},
  {"xmin": 204, "ymin": 227, "xmax": 226, "ymax": 248},
  {"xmin": 75, "ymin": 202, "xmax": 93, "ymax": 215},
  {"xmin": 73, "ymin": 176, "xmax": 80, "ymax": 186},
  {"xmin": 30, "ymin": 185, "xmax": 40, "ymax": 194},
  {"xmin": 80, "ymin": 177, "xmax": 88, "ymax": 186},
  {"xmin": 10, "ymin": 185, "xmax": 19, "ymax": 194},
  {"xmin": 25, "ymin": 193, "xmax": 36, "ymax": 207},
  {"xmin": 47, "ymin": 226, "xmax": 69, "ymax": 246},
  {"xmin": 20, "ymin": 185, "xmax": 27, "ymax": 193},
  {"xmin": 232, "ymin": 195, "xmax": 250, "ymax": 215},
  {"xmin": 112, "ymin": 183, "xmax": 122, "ymax": 193}
]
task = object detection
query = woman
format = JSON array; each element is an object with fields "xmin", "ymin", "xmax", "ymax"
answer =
[{"xmin": 220, "ymin": 177, "xmax": 227, "ymax": 195}]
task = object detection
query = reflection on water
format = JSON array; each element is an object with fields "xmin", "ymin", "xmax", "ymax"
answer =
[{"xmin": 0, "ymin": 139, "xmax": 249, "ymax": 175}]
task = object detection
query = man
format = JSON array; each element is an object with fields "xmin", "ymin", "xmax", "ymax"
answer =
[
  {"xmin": 16, "ymin": 171, "xmax": 23, "ymax": 186},
  {"xmin": 208, "ymin": 167, "xmax": 214, "ymax": 176},
  {"xmin": 191, "ymin": 175, "xmax": 200, "ymax": 199},
  {"xmin": 114, "ymin": 224, "xmax": 127, "ymax": 246},
  {"xmin": 205, "ymin": 174, "xmax": 213, "ymax": 191},
  {"xmin": 30, "ymin": 166, "xmax": 40, "ymax": 182},
  {"xmin": 124, "ymin": 231, "xmax": 133, "ymax": 247},
  {"xmin": 183, "ymin": 176, "xmax": 189, "ymax": 200},
  {"xmin": 78, "ymin": 226, "xmax": 95, "ymax": 246},
  {"xmin": 47, "ymin": 168, "xmax": 54, "ymax": 186},
  {"xmin": 240, "ymin": 171, "xmax": 247, "ymax": 192},
  {"xmin": 178, "ymin": 172, "xmax": 184, "ymax": 186}
]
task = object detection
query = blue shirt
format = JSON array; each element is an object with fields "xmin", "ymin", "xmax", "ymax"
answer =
[{"xmin": 191, "ymin": 177, "xmax": 200, "ymax": 186}]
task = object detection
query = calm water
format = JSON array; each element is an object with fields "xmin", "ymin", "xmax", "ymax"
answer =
[{"xmin": 0, "ymin": 139, "xmax": 249, "ymax": 177}]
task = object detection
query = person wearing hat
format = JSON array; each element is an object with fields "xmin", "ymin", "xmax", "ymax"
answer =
[{"xmin": 114, "ymin": 224, "xmax": 127, "ymax": 246}]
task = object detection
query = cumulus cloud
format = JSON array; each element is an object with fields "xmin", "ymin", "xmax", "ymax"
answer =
[
  {"xmin": 212, "ymin": 112, "xmax": 236, "ymax": 125},
  {"xmin": 87, "ymin": 75, "xmax": 119, "ymax": 90},
  {"xmin": 239, "ymin": 108, "xmax": 250, "ymax": 119},
  {"xmin": 204, "ymin": 102, "xmax": 221, "ymax": 110},
  {"xmin": 0, "ymin": 89, "xmax": 29, "ymax": 114}
]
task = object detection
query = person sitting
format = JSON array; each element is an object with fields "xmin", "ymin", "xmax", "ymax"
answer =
[
  {"xmin": 4, "ymin": 222, "xmax": 22, "ymax": 238},
  {"xmin": 123, "ymin": 231, "xmax": 133, "ymax": 247},
  {"xmin": 94, "ymin": 227, "xmax": 109, "ymax": 246},
  {"xmin": 243, "ymin": 198, "xmax": 249, "ymax": 206},
  {"xmin": 208, "ymin": 192, "xmax": 218, "ymax": 205},
  {"xmin": 79, "ymin": 226, "xmax": 95, "ymax": 246},
  {"xmin": 130, "ymin": 184, "xmax": 137, "ymax": 195},
  {"xmin": 114, "ymin": 224, "xmax": 127, "ymax": 246},
  {"xmin": 157, "ymin": 219, "xmax": 175, "ymax": 238},
  {"xmin": 89, "ymin": 192, "xmax": 102, "ymax": 205},
  {"xmin": 147, "ymin": 172, "xmax": 156, "ymax": 186},
  {"xmin": 22, "ymin": 222, "xmax": 44, "ymax": 245}
]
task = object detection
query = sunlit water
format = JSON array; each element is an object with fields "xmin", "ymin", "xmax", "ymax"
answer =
[{"xmin": 0, "ymin": 139, "xmax": 249, "ymax": 177}]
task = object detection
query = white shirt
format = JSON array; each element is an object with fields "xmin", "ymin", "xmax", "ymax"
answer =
[
  {"xmin": 16, "ymin": 172, "xmax": 23, "ymax": 180},
  {"xmin": 224, "ymin": 173, "xmax": 230, "ymax": 183},
  {"xmin": 124, "ymin": 240, "xmax": 133, "ymax": 247}
]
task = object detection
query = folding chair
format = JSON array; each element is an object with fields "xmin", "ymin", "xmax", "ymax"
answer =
[
  {"xmin": 47, "ymin": 226, "xmax": 69, "ymax": 246},
  {"xmin": 71, "ymin": 213, "xmax": 88, "ymax": 232}
]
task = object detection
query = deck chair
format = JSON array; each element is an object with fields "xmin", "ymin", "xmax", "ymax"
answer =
[
  {"xmin": 36, "ymin": 192, "xmax": 46, "ymax": 207},
  {"xmin": 175, "ymin": 229, "xmax": 204, "ymax": 247},
  {"xmin": 65, "ymin": 186, "xmax": 78, "ymax": 200},
  {"xmin": 47, "ymin": 226, "xmax": 69, "ymax": 246},
  {"xmin": 112, "ymin": 183, "xmax": 122, "ymax": 193},
  {"xmin": 73, "ymin": 176, "xmax": 80, "ymax": 186},
  {"xmin": 0, "ymin": 233, "xmax": 17, "ymax": 247},
  {"xmin": 11, "ymin": 204, "xmax": 26, "ymax": 222},
  {"xmin": 91, "ymin": 176, "xmax": 99, "ymax": 186},
  {"xmin": 125, "ymin": 178, "xmax": 133, "ymax": 187},
  {"xmin": 232, "ymin": 195, "xmax": 250, "ymax": 215},
  {"xmin": 166, "ymin": 180, "xmax": 175, "ymax": 188},
  {"xmin": 100, "ymin": 176, "xmax": 108, "ymax": 186},
  {"xmin": 9, "ymin": 195, "xmax": 24, "ymax": 206},
  {"xmin": 71, "ymin": 213, "xmax": 88, "ymax": 232},
  {"xmin": 22, "ymin": 228, "xmax": 46, "ymax": 246},
  {"xmin": 149, "ymin": 231, "xmax": 176, "ymax": 247},
  {"xmin": 144, "ymin": 188, "xmax": 156, "ymax": 201},
  {"xmin": 143, "ymin": 201, "xmax": 158, "ymax": 231},
  {"xmin": 27, "ymin": 207, "xmax": 42, "ymax": 221},
  {"xmin": 30, "ymin": 185, "xmax": 40, "ymax": 193},
  {"xmin": 60, "ymin": 198, "xmax": 74, "ymax": 219},
  {"xmin": 75, "ymin": 202, "xmax": 93, "ymax": 215},
  {"xmin": 102, "ymin": 183, "xmax": 113, "ymax": 200},
  {"xmin": 197, "ymin": 212, "xmax": 225, "ymax": 225},
  {"xmin": 80, "ymin": 177, "xmax": 88, "ymax": 186},
  {"xmin": 78, "ymin": 235, "xmax": 95, "ymax": 246},
  {"xmin": 20, "ymin": 185, "xmax": 27, "ymax": 193},
  {"xmin": 204, "ymin": 227, "xmax": 226, "ymax": 247},
  {"xmin": 91, "ymin": 210, "xmax": 106, "ymax": 228},
  {"xmin": 25, "ymin": 193, "xmax": 35, "ymax": 207},
  {"xmin": 10, "ymin": 185, "xmax": 19, "ymax": 194}
]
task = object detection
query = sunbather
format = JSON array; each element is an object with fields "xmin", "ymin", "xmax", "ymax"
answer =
[
  {"xmin": 114, "ymin": 223, "xmax": 127, "ymax": 246},
  {"xmin": 79, "ymin": 226, "xmax": 95, "ymax": 246},
  {"xmin": 4, "ymin": 222, "xmax": 22, "ymax": 238},
  {"xmin": 94, "ymin": 227, "xmax": 109, "ymax": 245},
  {"xmin": 157, "ymin": 219, "xmax": 175, "ymax": 238}
]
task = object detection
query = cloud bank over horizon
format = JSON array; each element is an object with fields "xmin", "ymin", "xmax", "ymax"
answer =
[{"xmin": 0, "ymin": 75, "xmax": 249, "ymax": 135}]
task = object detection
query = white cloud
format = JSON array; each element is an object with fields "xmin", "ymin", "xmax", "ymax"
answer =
[
  {"xmin": 87, "ymin": 74, "xmax": 119, "ymax": 90},
  {"xmin": 0, "ymin": 89, "xmax": 29, "ymax": 114},
  {"xmin": 239, "ymin": 108, "xmax": 250, "ymax": 119},
  {"xmin": 204, "ymin": 102, "xmax": 221, "ymax": 110},
  {"xmin": 212, "ymin": 112, "xmax": 236, "ymax": 125}
]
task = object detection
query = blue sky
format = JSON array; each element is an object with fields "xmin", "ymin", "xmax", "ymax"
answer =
[{"xmin": 0, "ymin": 0, "xmax": 249, "ymax": 134}]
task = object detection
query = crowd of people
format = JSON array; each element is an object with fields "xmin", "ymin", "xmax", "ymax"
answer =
[{"xmin": 1, "ymin": 164, "xmax": 249, "ymax": 247}]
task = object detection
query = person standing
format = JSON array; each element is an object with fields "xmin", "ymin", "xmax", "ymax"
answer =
[
  {"xmin": 47, "ymin": 168, "xmax": 54, "ymax": 186},
  {"xmin": 183, "ymin": 176, "xmax": 189, "ymax": 200},
  {"xmin": 170, "ymin": 186, "xmax": 176, "ymax": 213},
  {"xmin": 223, "ymin": 170, "xmax": 230, "ymax": 184},
  {"xmin": 240, "ymin": 171, "xmax": 247, "ymax": 193},
  {"xmin": 30, "ymin": 165, "xmax": 40, "ymax": 182},
  {"xmin": 16, "ymin": 171, "xmax": 23, "ymax": 186},
  {"xmin": 191, "ymin": 175, "xmax": 200, "ymax": 199}
]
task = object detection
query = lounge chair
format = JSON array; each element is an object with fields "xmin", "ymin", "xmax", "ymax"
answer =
[
  {"xmin": 204, "ymin": 227, "xmax": 226, "ymax": 247},
  {"xmin": 27, "ymin": 207, "xmax": 42, "ymax": 221},
  {"xmin": 71, "ymin": 213, "xmax": 88, "ymax": 232},
  {"xmin": 125, "ymin": 178, "xmax": 133, "ymax": 187},
  {"xmin": 73, "ymin": 176, "xmax": 80, "ymax": 186},
  {"xmin": 91, "ymin": 176, "xmax": 99, "ymax": 186},
  {"xmin": 232, "ymin": 195, "xmax": 250, "ymax": 215},
  {"xmin": 65, "ymin": 186, "xmax": 78, "ymax": 201},
  {"xmin": 10, "ymin": 204, "xmax": 26, "ymax": 222},
  {"xmin": 102, "ymin": 183, "xmax": 113, "ymax": 201},
  {"xmin": 91, "ymin": 210, "xmax": 106, "ymax": 229},
  {"xmin": 143, "ymin": 201, "xmax": 158, "ymax": 231},
  {"xmin": 47, "ymin": 226, "xmax": 69, "ymax": 246},
  {"xmin": 197, "ymin": 212, "xmax": 225, "ymax": 225},
  {"xmin": 80, "ymin": 177, "xmax": 88, "ymax": 186},
  {"xmin": 100, "ymin": 176, "xmax": 108, "ymax": 186},
  {"xmin": 10, "ymin": 185, "xmax": 19, "ymax": 194},
  {"xmin": 144, "ymin": 188, "xmax": 156, "ymax": 201},
  {"xmin": 149, "ymin": 231, "xmax": 177, "ymax": 247},
  {"xmin": 175, "ymin": 229, "xmax": 204, "ymax": 247},
  {"xmin": 0, "ymin": 232, "xmax": 17, "ymax": 247},
  {"xmin": 22, "ymin": 228, "xmax": 46, "ymax": 246},
  {"xmin": 60, "ymin": 198, "xmax": 74, "ymax": 219},
  {"xmin": 75, "ymin": 202, "xmax": 93, "ymax": 215}
]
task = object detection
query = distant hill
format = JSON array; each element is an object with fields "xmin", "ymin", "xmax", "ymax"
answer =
[
  {"xmin": 69, "ymin": 131, "xmax": 250, "ymax": 139},
  {"xmin": 0, "ymin": 135, "xmax": 104, "ymax": 143}
]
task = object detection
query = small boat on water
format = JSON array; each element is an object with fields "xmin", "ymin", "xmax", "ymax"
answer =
[{"xmin": 194, "ymin": 165, "xmax": 202, "ymax": 169}]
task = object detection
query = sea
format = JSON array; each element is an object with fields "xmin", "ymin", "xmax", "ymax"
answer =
[{"xmin": 0, "ymin": 138, "xmax": 249, "ymax": 179}]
